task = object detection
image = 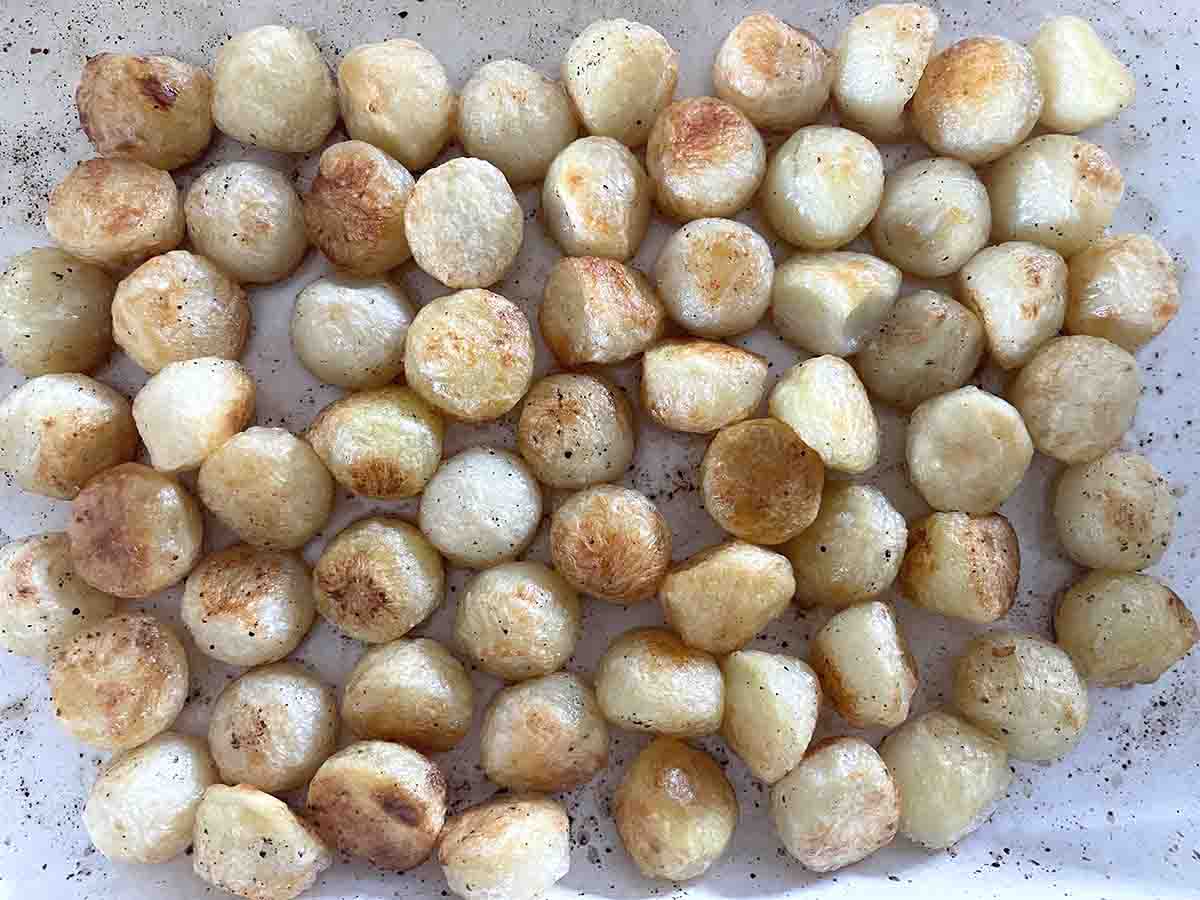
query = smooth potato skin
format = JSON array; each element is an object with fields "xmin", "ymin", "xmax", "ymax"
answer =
[
  {"xmin": 1032, "ymin": 16, "xmax": 1135, "ymax": 134},
  {"xmin": 642, "ymin": 339, "xmax": 768, "ymax": 435},
  {"xmin": 1066, "ymin": 234, "xmax": 1179, "ymax": 351},
  {"xmin": 768, "ymin": 355, "xmax": 879, "ymax": 474}
]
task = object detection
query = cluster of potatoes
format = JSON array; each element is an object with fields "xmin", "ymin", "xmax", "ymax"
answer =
[{"xmin": 0, "ymin": 6, "xmax": 1193, "ymax": 900}]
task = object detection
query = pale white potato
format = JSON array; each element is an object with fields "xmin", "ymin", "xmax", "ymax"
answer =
[
  {"xmin": 654, "ymin": 218, "xmax": 773, "ymax": 337},
  {"xmin": 854, "ymin": 290, "xmax": 985, "ymax": 411},
  {"xmin": 720, "ymin": 650, "xmax": 820, "ymax": 783},
  {"xmin": 69, "ymin": 463, "xmax": 202, "ymax": 598},
  {"xmin": 911, "ymin": 37, "xmax": 1042, "ymax": 164},
  {"xmin": 419, "ymin": 447, "xmax": 541, "ymax": 569},
  {"xmin": 899, "ymin": 512, "xmax": 1020, "ymax": 624},
  {"xmin": 614, "ymin": 738, "xmax": 737, "ymax": 881},
  {"xmin": 454, "ymin": 561, "xmax": 580, "ymax": 681},
  {"xmin": 833, "ymin": 4, "xmax": 939, "ymax": 141},
  {"xmin": 338, "ymin": 40, "xmax": 454, "ymax": 171},
  {"xmin": 1066, "ymin": 234, "xmax": 1180, "ymax": 351},
  {"xmin": 212, "ymin": 25, "xmax": 336, "ymax": 153},
  {"xmin": 439, "ymin": 794, "xmax": 570, "ymax": 900},
  {"xmin": 134, "ymin": 357, "xmax": 255, "ymax": 474},
  {"xmin": 0, "ymin": 247, "xmax": 114, "ymax": 376},
  {"xmin": 47, "ymin": 158, "xmax": 184, "ymax": 272},
  {"xmin": 404, "ymin": 289, "xmax": 534, "ymax": 422},
  {"xmin": 561, "ymin": 19, "xmax": 678, "ymax": 147},
  {"xmin": 182, "ymin": 545, "xmax": 315, "ymax": 667},
  {"xmin": 540, "ymin": 256, "xmax": 666, "ymax": 366},
  {"xmin": 542, "ymin": 137, "xmax": 652, "ymax": 260},
  {"xmin": 0, "ymin": 532, "xmax": 116, "ymax": 661},
  {"xmin": 458, "ymin": 59, "xmax": 579, "ymax": 185},
  {"xmin": 49, "ymin": 613, "xmax": 188, "ymax": 751},
  {"xmin": 958, "ymin": 242, "xmax": 1068, "ymax": 369},
  {"xmin": 1056, "ymin": 572, "xmax": 1197, "ymax": 686},
  {"xmin": 641, "ymin": 339, "xmax": 768, "ymax": 434},
  {"xmin": 405, "ymin": 158, "xmax": 523, "ymax": 289},
  {"xmin": 713, "ymin": 12, "xmax": 833, "ymax": 132},
  {"xmin": 878, "ymin": 708, "xmax": 1011, "ymax": 850},
  {"xmin": 595, "ymin": 628, "xmax": 723, "ymax": 736},
  {"xmin": 304, "ymin": 140, "xmax": 414, "ymax": 275},
  {"xmin": 290, "ymin": 273, "xmax": 414, "ymax": 390},
  {"xmin": 306, "ymin": 387, "xmax": 444, "ymax": 500},
  {"xmin": 550, "ymin": 485, "xmax": 671, "ymax": 603},
  {"xmin": 661, "ymin": 541, "xmax": 795, "ymax": 654},
  {"xmin": 769, "ymin": 355, "xmax": 879, "ymax": 474},
  {"xmin": 84, "ymin": 732, "xmax": 218, "ymax": 864},
  {"xmin": 1054, "ymin": 450, "xmax": 1175, "ymax": 572},
  {"xmin": 481, "ymin": 671, "xmax": 608, "ymax": 791},
  {"xmin": 870, "ymin": 158, "xmax": 990, "ymax": 278},
  {"xmin": 113, "ymin": 250, "xmax": 249, "ymax": 374},
  {"xmin": 197, "ymin": 427, "xmax": 335, "ymax": 550},
  {"xmin": 185, "ymin": 162, "xmax": 308, "ymax": 285},
  {"xmin": 306, "ymin": 740, "xmax": 447, "ymax": 871},
  {"xmin": 771, "ymin": 252, "xmax": 902, "ymax": 357},
  {"xmin": 0, "ymin": 374, "xmax": 136, "ymax": 500},
  {"xmin": 770, "ymin": 737, "xmax": 899, "ymax": 872},
  {"xmin": 517, "ymin": 373, "xmax": 635, "ymax": 489},
  {"xmin": 952, "ymin": 631, "xmax": 1089, "ymax": 761},
  {"xmin": 1032, "ymin": 16, "xmax": 1135, "ymax": 134},
  {"xmin": 906, "ymin": 386, "xmax": 1033, "ymax": 514},
  {"xmin": 208, "ymin": 663, "xmax": 338, "ymax": 793},
  {"xmin": 984, "ymin": 135, "xmax": 1124, "ymax": 258},
  {"xmin": 784, "ymin": 482, "xmax": 907, "ymax": 609},
  {"xmin": 1008, "ymin": 335, "xmax": 1139, "ymax": 464},
  {"xmin": 762, "ymin": 126, "xmax": 885, "ymax": 250},
  {"xmin": 341, "ymin": 637, "xmax": 474, "ymax": 753},
  {"xmin": 646, "ymin": 97, "xmax": 766, "ymax": 220},
  {"xmin": 76, "ymin": 53, "xmax": 213, "ymax": 170},
  {"xmin": 701, "ymin": 418, "xmax": 824, "ymax": 545},
  {"xmin": 810, "ymin": 601, "xmax": 918, "ymax": 728},
  {"xmin": 313, "ymin": 516, "xmax": 444, "ymax": 644},
  {"xmin": 193, "ymin": 784, "xmax": 332, "ymax": 900}
]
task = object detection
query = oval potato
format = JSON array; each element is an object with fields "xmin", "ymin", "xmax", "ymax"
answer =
[
  {"xmin": 768, "ymin": 355, "xmax": 879, "ymax": 474},
  {"xmin": 721, "ymin": 650, "xmax": 820, "ymax": 783},
  {"xmin": 1031, "ymin": 16, "xmax": 1135, "ymax": 134},
  {"xmin": 641, "ymin": 339, "xmax": 768, "ymax": 435}
]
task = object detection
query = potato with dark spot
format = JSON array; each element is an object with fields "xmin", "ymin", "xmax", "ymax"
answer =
[
  {"xmin": 49, "ymin": 613, "xmax": 188, "ymax": 751},
  {"xmin": 69, "ymin": 463, "xmax": 203, "ymax": 598},
  {"xmin": 307, "ymin": 740, "xmax": 446, "ymax": 871},
  {"xmin": 313, "ymin": 517, "xmax": 443, "ymax": 645},
  {"xmin": 77, "ymin": 52, "xmax": 213, "ymax": 170},
  {"xmin": 721, "ymin": 650, "xmax": 820, "ymax": 783},
  {"xmin": 642, "ymin": 339, "xmax": 768, "ymax": 434}
]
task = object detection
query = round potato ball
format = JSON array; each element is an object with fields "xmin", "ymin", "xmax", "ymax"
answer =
[{"xmin": 641, "ymin": 339, "xmax": 769, "ymax": 435}]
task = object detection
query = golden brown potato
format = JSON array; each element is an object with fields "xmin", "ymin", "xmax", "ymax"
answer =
[
  {"xmin": 197, "ymin": 427, "xmax": 334, "ymax": 550},
  {"xmin": 0, "ymin": 374, "xmax": 137, "ymax": 500},
  {"xmin": 540, "ymin": 256, "xmax": 666, "ymax": 367},
  {"xmin": 660, "ymin": 541, "xmax": 795, "ymax": 654},
  {"xmin": 785, "ymin": 482, "xmax": 906, "ymax": 609},
  {"xmin": 76, "ymin": 53, "xmax": 213, "ymax": 170},
  {"xmin": 304, "ymin": 140, "xmax": 414, "ymax": 275},
  {"xmin": 1008, "ymin": 335, "xmax": 1139, "ymax": 464},
  {"xmin": 69, "ymin": 463, "xmax": 203, "ymax": 598},
  {"xmin": 549, "ymin": 485, "xmax": 671, "ymax": 603},
  {"xmin": 305, "ymin": 387, "xmax": 444, "ymax": 500},
  {"xmin": 0, "ymin": 247, "xmax": 114, "ymax": 376},
  {"xmin": 615, "ymin": 738, "xmax": 737, "ymax": 881},
  {"xmin": 341, "ymin": 637, "xmax": 474, "ymax": 753},
  {"xmin": 641, "ymin": 339, "xmax": 768, "ymax": 435},
  {"xmin": 646, "ymin": 98, "xmax": 766, "ymax": 220},
  {"xmin": 595, "ymin": 628, "xmax": 723, "ymax": 736},
  {"xmin": 1055, "ymin": 571, "xmax": 1197, "ymax": 686},
  {"xmin": 47, "ymin": 158, "xmax": 183, "ymax": 272},
  {"xmin": 899, "ymin": 512, "xmax": 1020, "ymax": 624},
  {"xmin": 307, "ymin": 740, "xmax": 446, "ymax": 871},
  {"xmin": 770, "ymin": 737, "xmax": 899, "ymax": 872},
  {"xmin": 49, "ymin": 613, "xmax": 188, "ymax": 751},
  {"xmin": 480, "ymin": 671, "xmax": 609, "ymax": 792},
  {"xmin": 1031, "ymin": 16, "xmax": 1135, "ymax": 134},
  {"xmin": 700, "ymin": 418, "xmax": 824, "ymax": 545},
  {"xmin": 854, "ymin": 290, "xmax": 985, "ymax": 412},
  {"xmin": 517, "ymin": 373, "xmax": 635, "ymax": 489},
  {"xmin": 313, "ymin": 516, "xmax": 444, "ymax": 644},
  {"xmin": 714, "ymin": 12, "xmax": 833, "ymax": 132},
  {"xmin": 769, "ymin": 355, "xmax": 879, "ymax": 474},
  {"xmin": 810, "ymin": 601, "xmax": 918, "ymax": 728}
]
